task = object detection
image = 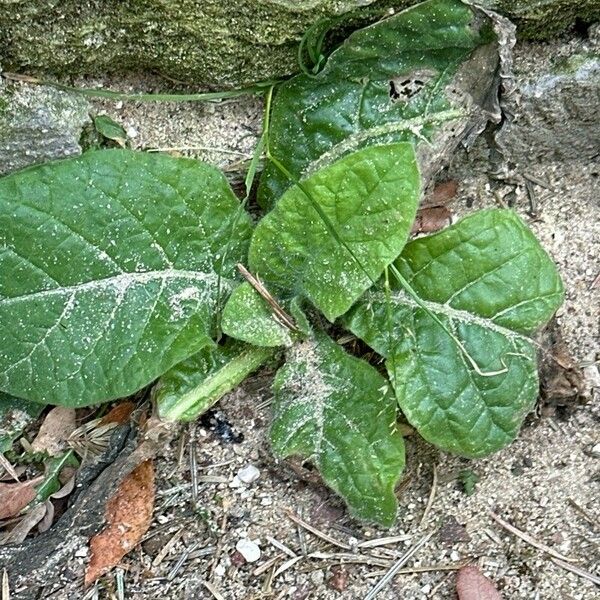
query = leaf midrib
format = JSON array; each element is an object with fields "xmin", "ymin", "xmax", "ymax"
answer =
[{"xmin": 0, "ymin": 269, "xmax": 220, "ymax": 306}]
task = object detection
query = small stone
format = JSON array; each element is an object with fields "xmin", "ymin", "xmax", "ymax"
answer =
[
  {"xmin": 310, "ymin": 569, "xmax": 325, "ymax": 586},
  {"xmin": 237, "ymin": 464, "xmax": 260, "ymax": 484},
  {"xmin": 235, "ymin": 538, "xmax": 261, "ymax": 563},
  {"xmin": 450, "ymin": 550, "xmax": 461, "ymax": 561},
  {"xmin": 230, "ymin": 550, "xmax": 246, "ymax": 568},
  {"xmin": 590, "ymin": 443, "xmax": 600, "ymax": 459},
  {"xmin": 260, "ymin": 496, "xmax": 273, "ymax": 506},
  {"xmin": 214, "ymin": 563, "xmax": 226, "ymax": 577},
  {"xmin": 328, "ymin": 566, "xmax": 348, "ymax": 592}
]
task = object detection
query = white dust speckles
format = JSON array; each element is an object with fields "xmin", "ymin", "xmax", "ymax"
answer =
[
  {"xmin": 275, "ymin": 339, "xmax": 334, "ymax": 458},
  {"xmin": 168, "ymin": 286, "xmax": 203, "ymax": 320}
]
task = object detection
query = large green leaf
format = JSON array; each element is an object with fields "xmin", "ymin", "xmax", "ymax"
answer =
[
  {"xmin": 271, "ymin": 332, "xmax": 405, "ymax": 526},
  {"xmin": 0, "ymin": 150, "xmax": 252, "ymax": 406},
  {"xmin": 156, "ymin": 340, "xmax": 275, "ymax": 422},
  {"xmin": 222, "ymin": 143, "xmax": 420, "ymax": 346},
  {"xmin": 259, "ymin": 0, "xmax": 504, "ymax": 209},
  {"xmin": 344, "ymin": 210, "xmax": 564, "ymax": 458}
]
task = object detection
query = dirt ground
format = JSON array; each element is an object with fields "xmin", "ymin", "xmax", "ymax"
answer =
[{"xmin": 6, "ymin": 37, "xmax": 597, "ymax": 598}]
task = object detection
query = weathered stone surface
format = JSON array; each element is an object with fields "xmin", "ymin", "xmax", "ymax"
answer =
[
  {"xmin": 498, "ymin": 29, "xmax": 600, "ymax": 165},
  {"xmin": 0, "ymin": 82, "xmax": 90, "ymax": 176},
  {"xmin": 0, "ymin": 1, "xmax": 598, "ymax": 88}
]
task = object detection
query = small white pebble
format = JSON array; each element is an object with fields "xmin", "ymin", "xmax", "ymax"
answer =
[
  {"xmin": 236, "ymin": 538, "xmax": 261, "ymax": 563},
  {"xmin": 74, "ymin": 547, "xmax": 88, "ymax": 558},
  {"xmin": 310, "ymin": 570, "xmax": 325, "ymax": 586},
  {"xmin": 214, "ymin": 563, "xmax": 226, "ymax": 577},
  {"xmin": 229, "ymin": 475, "xmax": 242, "ymax": 488},
  {"xmin": 237, "ymin": 464, "xmax": 260, "ymax": 484},
  {"xmin": 450, "ymin": 550, "xmax": 461, "ymax": 561},
  {"xmin": 260, "ymin": 496, "xmax": 273, "ymax": 506},
  {"xmin": 126, "ymin": 125, "xmax": 139, "ymax": 138}
]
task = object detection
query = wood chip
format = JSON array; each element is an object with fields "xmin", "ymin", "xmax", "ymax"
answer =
[
  {"xmin": 456, "ymin": 565, "xmax": 502, "ymax": 600},
  {"xmin": 85, "ymin": 460, "xmax": 155, "ymax": 586}
]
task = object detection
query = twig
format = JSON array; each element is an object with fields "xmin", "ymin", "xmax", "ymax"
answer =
[
  {"xmin": 308, "ymin": 552, "xmax": 391, "ymax": 568},
  {"xmin": 365, "ymin": 560, "xmax": 470, "ymax": 578},
  {"xmin": 202, "ymin": 580, "xmax": 226, "ymax": 600},
  {"xmin": 267, "ymin": 536, "xmax": 297, "ymax": 558},
  {"xmin": 209, "ymin": 513, "xmax": 229, "ymax": 581},
  {"xmin": 2, "ymin": 569, "xmax": 9, "ymax": 600},
  {"xmin": 115, "ymin": 569, "xmax": 125, "ymax": 600},
  {"xmin": 567, "ymin": 498, "xmax": 599, "ymax": 532},
  {"xmin": 237, "ymin": 264, "xmax": 299, "ymax": 332},
  {"xmin": 489, "ymin": 511, "xmax": 576, "ymax": 562},
  {"xmin": 253, "ymin": 554, "xmax": 284, "ymax": 577},
  {"xmin": 0, "ymin": 454, "xmax": 19, "ymax": 483},
  {"xmin": 364, "ymin": 532, "xmax": 434, "ymax": 599},
  {"xmin": 284, "ymin": 509, "xmax": 351, "ymax": 550},
  {"xmin": 273, "ymin": 556, "xmax": 303, "ymax": 578},
  {"xmin": 167, "ymin": 541, "xmax": 199, "ymax": 580},
  {"xmin": 551, "ymin": 557, "xmax": 600, "ymax": 586},
  {"xmin": 419, "ymin": 464, "xmax": 438, "ymax": 527},
  {"xmin": 146, "ymin": 146, "xmax": 252, "ymax": 157},
  {"xmin": 357, "ymin": 535, "xmax": 412, "ymax": 549},
  {"xmin": 188, "ymin": 425, "xmax": 198, "ymax": 510},
  {"xmin": 152, "ymin": 527, "xmax": 185, "ymax": 567}
]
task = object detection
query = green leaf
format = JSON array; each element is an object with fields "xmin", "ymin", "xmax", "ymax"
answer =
[
  {"xmin": 259, "ymin": 0, "xmax": 502, "ymax": 209},
  {"xmin": 224, "ymin": 143, "xmax": 419, "ymax": 335},
  {"xmin": 36, "ymin": 449, "xmax": 79, "ymax": 501},
  {"xmin": 0, "ymin": 392, "xmax": 44, "ymax": 453},
  {"xmin": 93, "ymin": 115, "xmax": 128, "ymax": 147},
  {"xmin": 0, "ymin": 149, "xmax": 253, "ymax": 406},
  {"xmin": 458, "ymin": 468, "xmax": 479, "ymax": 496},
  {"xmin": 222, "ymin": 282, "xmax": 295, "ymax": 347},
  {"xmin": 271, "ymin": 333, "xmax": 405, "ymax": 526},
  {"xmin": 344, "ymin": 209, "xmax": 564, "ymax": 458},
  {"xmin": 157, "ymin": 340, "xmax": 275, "ymax": 422}
]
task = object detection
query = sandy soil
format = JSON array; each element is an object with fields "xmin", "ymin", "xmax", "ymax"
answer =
[{"xmin": 32, "ymin": 43, "xmax": 599, "ymax": 600}]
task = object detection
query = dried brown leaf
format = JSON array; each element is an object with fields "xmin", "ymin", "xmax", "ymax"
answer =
[
  {"xmin": 31, "ymin": 407, "xmax": 77, "ymax": 456},
  {"xmin": 456, "ymin": 565, "xmax": 502, "ymax": 600},
  {"xmin": 0, "ymin": 502, "xmax": 47, "ymax": 546},
  {"xmin": 0, "ymin": 478, "xmax": 42, "ymax": 520},
  {"xmin": 99, "ymin": 402, "xmax": 135, "ymax": 426},
  {"xmin": 411, "ymin": 206, "xmax": 452, "ymax": 235},
  {"xmin": 423, "ymin": 179, "xmax": 458, "ymax": 207},
  {"xmin": 84, "ymin": 460, "xmax": 155, "ymax": 586}
]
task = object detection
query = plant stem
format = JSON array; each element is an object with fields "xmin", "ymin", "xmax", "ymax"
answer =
[{"xmin": 158, "ymin": 345, "xmax": 276, "ymax": 422}]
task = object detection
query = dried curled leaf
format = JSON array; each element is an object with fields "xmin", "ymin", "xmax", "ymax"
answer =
[
  {"xmin": 31, "ymin": 407, "xmax": 76, "ymax": 456},
  {"xmin": 0, "ymin": 479, "xmax": 39, "ymax": 520},
  {"xmin": 84, "ymin": 460, "xmax": 155, "ymax": 586}
]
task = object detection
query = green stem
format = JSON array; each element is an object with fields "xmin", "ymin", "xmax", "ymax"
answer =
[
  {"xmin": 159, "ymin": 345, "xmax": 276, "ymax": 422},
  {"xmin": 5, "ymin": 75, "xmax": 281, "ymax": 103}
]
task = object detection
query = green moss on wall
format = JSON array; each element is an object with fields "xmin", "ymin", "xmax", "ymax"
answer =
[{"xmin": 1, "ymin": 0, "xmax": 598, "ymax": 88}]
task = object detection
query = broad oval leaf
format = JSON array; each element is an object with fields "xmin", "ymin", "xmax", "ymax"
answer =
[
  {"xmin": 259, "ymin": 0, "xmax": 505, "ymax": 208},
  {"xmin": 225, "ymin": 143, "xmax": 420, "ymax": 336},
  {"xmin": 156, "ymin": 340, "xmax": 274, "ymax": 422},
  {"xmin": 271, "ymin": 333, "xmax": 405, "ymax": 526},
  {"xmin": 344, "ymin": 209, "xmax": 564, "ymax": 457},
  {"xmin": 0, "ymin": 150, "xmax": 252, "ymax": 406}
]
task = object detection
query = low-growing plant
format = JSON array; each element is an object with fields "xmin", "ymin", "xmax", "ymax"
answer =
[{"xmin": 0, "ymin": 0, "xmax": 563, "ymax": 526}]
